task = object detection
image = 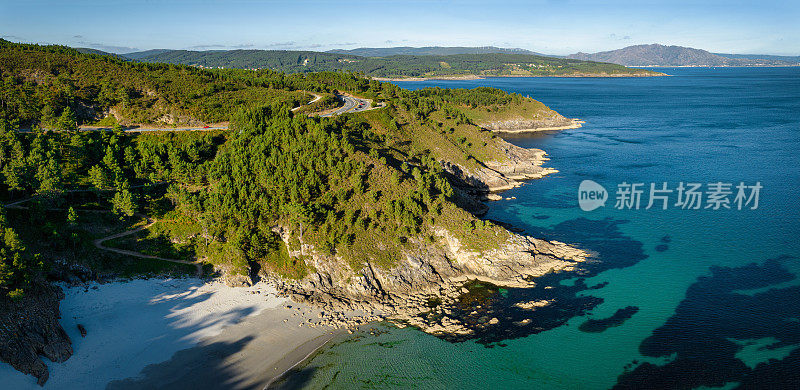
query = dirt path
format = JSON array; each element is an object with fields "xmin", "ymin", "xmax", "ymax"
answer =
[
  {"xmin": 291, "ymin": 93, "xmax": 322, "ymax": 112},
  {"xmin": 3, "ymin": 195, "xmax": 204, "ymax": 277},
  {"xmin": 92, "ymin": 217, "xmax": 204, "ymax": 278}
]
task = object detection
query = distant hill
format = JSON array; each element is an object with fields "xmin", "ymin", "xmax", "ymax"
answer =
[
  {"xmin": 122, "ymin": 48, "xmax": 187, "ymax": 60},
  {"xmin": 75, "ymin": 47, "xmax": 128, "ymax": 60},
  {"xmin": 567, "ymin": 44, "xmax": 799, "ymax": 66},
  {"xmin": 125, "ymin": 48, "xmax": 659, "ymax": 78},
  {"xmin": 327, "ymin": 46, "xmax": 548, "ymax": 57},
  {"xmin": 126, "ymin": 49, "xmax": 358, "ymax": 70},
  {"xmin": 714, "ymin": 53, "xmax": 800, "ymax": 63}
]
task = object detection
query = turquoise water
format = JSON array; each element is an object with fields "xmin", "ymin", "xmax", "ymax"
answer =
[{"xmin": 283, "ymin": 68, "xmax": 800, "ymax": 389}]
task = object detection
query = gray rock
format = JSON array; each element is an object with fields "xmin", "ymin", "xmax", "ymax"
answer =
[{"xmin": 0, "ymin": 282, "xmax": 73, "ymax": 386}]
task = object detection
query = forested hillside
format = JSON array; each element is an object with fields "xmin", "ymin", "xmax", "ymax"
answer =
[
  {"xmin": 129, "ymin": 48, "xmax": 660, "ymax": 78},
  {"xmin": 0, "ymin": 40, "xmax": 565, "ymax": 294},
  {"xmin": 0, "ymin": 40, "xmax": 359, "ymax": 129}
]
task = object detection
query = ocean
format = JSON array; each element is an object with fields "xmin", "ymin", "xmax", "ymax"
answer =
[{"xmin": 279, "ymin": 67, "xmax": 800, "ymax": 389}]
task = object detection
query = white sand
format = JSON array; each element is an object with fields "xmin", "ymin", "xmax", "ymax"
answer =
[{"xmin": 0, "ymin": 278, "xmax": 305, "ymax": 389}]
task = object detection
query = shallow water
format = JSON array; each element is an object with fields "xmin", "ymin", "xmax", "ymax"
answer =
[{"xmin": 287, "ymin": 68, "xmax": 800, "ymax": 389}]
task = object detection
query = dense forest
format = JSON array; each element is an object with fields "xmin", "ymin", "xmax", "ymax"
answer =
[
  {"xmin": 0, "ymin": 39, "xmax": 384, "ymax": 129},
  {"xmin": 0, "ymin": 40, "xmax": 557, "ymax": 297},
  {"xmin": 114, "ymin": 47, "xmax": 659, "ymax": 78}
]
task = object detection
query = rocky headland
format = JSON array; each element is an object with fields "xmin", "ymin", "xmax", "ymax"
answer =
[
  {"xmin": 267, "ymin": 135, "xmax": 592, "ymax": 339},
  {"xmin": 0, "ymin": 116, "xmax": 590, "ymax": 386}
]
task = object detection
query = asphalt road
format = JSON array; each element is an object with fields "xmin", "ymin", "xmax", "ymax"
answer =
[
  {"xmin": 320, "ymin": 95, "xmax": 371, "ymax": 117},
  {"xmin": 17, "ymin": 93, "xmax": 376, "ymax": 133}
]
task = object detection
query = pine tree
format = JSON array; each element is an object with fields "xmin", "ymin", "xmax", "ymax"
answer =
[
  {"xmin": 66, "ymin": 206, "xmax": 78, "ymax": 226},
  {"xmin": 55, "ymin": 106, "xmax": 78, "ymax": 131},
  {"xmin": 35, "ymin": 154, "xmax": 63, "ymax": 193},
  {"xmin": 88, "ymin": 165, "xmax": 110, "ymax": 191},
  {"xmin": 112, "ymin": 186, "xmax": 136, "ymax": 218}
]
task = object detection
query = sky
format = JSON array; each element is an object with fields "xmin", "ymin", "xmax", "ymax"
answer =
[{"xmin": 1, "ymin": 0, "xmax": 798, "ymax": 55}]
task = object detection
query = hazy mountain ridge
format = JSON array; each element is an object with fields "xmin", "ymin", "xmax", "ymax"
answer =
[
  {"xmin": 567, "ymin": 44, "xmax": 799, "ymax": 66},
  {"xmin": 70, "ymin": 44, "xmax": 800, "ymax": 68}
]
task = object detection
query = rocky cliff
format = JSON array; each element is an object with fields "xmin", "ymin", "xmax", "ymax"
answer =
[
  {"xmin": 272, "ymin": 137, "xmax": 590, "ymax": 337},
  {"xmin": 442, "ymin": 141, "xmax": 557, "ymax": 193},
  {"xmin": 277, "ymin": 225, "xmax": 588, "ymax": 336},
  {"xmin": 479, "ymin": 115, "xmax": 575, "ymax": 132},
  {"xmin": 0, "ymin": 282, "xmax": 73, "ymax": 386}
]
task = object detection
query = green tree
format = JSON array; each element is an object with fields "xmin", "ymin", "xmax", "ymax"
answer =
[
  {"xmin": 111, "ymin": 181, "xmax": 136, "ymax": 217},
  {"xmin": 55, "ymin": 106, "xmax": 78, "ymax": 131},
  {"xmin": 0, "ymin": 212, "xmax": 32, "ymax": 299},
  {"xmin": 66, "ymin": 206, "xmax": 78, "ymax": 226},
  {"xmin": 88, "ymin": 165, "xmax": 111, "ymax": 191},
  {"xmin": 35, "ymin": 154, "xmax": 63, "ymax": 193},
  {"xmin": 40, "ymin": 104, "xmax": 57, "ymax": 127}
]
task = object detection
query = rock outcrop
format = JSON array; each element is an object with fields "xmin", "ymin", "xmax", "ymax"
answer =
[
  {"xmin": 443, "ymin": 141, "xmax": 557, "ymax": 193},
  {"xmin": 480, "ymin": 116, "xmax": 575, "ymax": 132},
  {"xmin": 272, "ymin": 136, "xmax": 590, "ymax": 337},
  {"xmin": 276, "ymin": 225, "xmax": 588, "ymax": 337},
  {"xmin": 0, "ymin": 282, "xmax": 72, "ymax": 386}
]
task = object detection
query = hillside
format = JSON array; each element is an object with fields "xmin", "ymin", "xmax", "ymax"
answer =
[
  {"xmin": 0, "ymin": 40, "xmax": 589, "ymax": 366},
  {"xmin": 327, "ymin": 46, "xmax": 545, "ymax": 57},
  {"xmin": 0, "ymin": 41, "xmax": 340, "ymax": 128},
  {"xmin": 127, "ymin": 48, "xmax": 660, "ymax": 78},
  {"xmin": 567, "ymin": 44, "xmax": 800, "ymax": 66}
]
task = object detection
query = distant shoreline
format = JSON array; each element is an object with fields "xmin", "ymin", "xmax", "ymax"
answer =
[
  {"xmin": 631, "ymin": 64, "xmax": 800, "ymax": 68},
  {"xmin": 372, "ymin": 72, "xmax": 665, "ymax": 82}
]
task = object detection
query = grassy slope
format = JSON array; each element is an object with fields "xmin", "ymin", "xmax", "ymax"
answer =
[{"xmin": 458, "ymin": 96, "xmax": 567, "ymax": 128}]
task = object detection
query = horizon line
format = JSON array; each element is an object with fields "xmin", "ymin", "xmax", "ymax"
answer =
[{"xmin": 3, "ymin": 38, "xmax": 799, "ymax": 57}]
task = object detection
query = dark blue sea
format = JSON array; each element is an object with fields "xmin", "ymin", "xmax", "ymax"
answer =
[{"xmin": 290, "ymin": 67, "xmax": 800, "ymax": 389}]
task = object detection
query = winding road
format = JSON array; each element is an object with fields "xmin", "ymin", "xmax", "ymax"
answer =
[
  {"xmin": 320, "ymin": 95, "xmax": 375, "ymax": 117},
  {"xmin": 18, "ymin": 92, "xmax": 381, "ymax": 134}
]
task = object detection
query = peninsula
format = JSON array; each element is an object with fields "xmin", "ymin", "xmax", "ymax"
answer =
[{"xmin": 0, "ymin": 39, "xmax": 589, "ymax": 385}]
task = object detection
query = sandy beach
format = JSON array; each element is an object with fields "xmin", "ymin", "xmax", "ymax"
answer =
[{"xmin": 0, "ymin": 278, "xmax": 342, "ymax": 389}]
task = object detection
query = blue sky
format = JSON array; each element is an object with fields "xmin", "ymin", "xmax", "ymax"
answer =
[{"xmin": 1, "ymin": 0, "xmax": 798, "ymax": 55}]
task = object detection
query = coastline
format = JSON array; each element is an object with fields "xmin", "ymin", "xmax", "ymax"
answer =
[
  {"xmin": 372, "ymin": 72, "xmax": 664, "ymax": 81},
  {"xmin": 1, "ymin": 92, "xmax": 587, "ymax": 389},
  {"xmin": 491, "ymin": 118, "xmax": 585, "ymax": 134},
  {"xmin": 0, "ymin": 278, "xmax": 355, "ymax": 389},
  {"xmin": 633, "ymin": 64, "xmax": 800, "ymax": 68},
  {"xmin": 101, "ymin": 117, "xmax": 583, "ymax": 389},
  {"xmin": 106, "ymin": 301, "xmax": 351, "ymax": 390},
  {"xmin": 371, "ymin": 75, "xmax": 485, "ymax": 82}
]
